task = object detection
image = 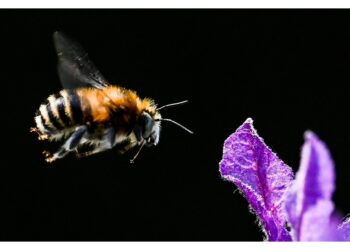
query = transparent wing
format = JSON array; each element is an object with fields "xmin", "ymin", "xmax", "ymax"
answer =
[{"xmin": 53, "ymin": 31, "xmax": 109, "ymax": 89}]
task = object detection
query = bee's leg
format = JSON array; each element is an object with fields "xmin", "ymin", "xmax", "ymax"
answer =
[
  {"xmin": 45, "ymin": 126, "xmax": 87, "ymax": 163},
  {"xmin": 105, "ymin": 127, "xmax": 116, "ymax": 148},
  {"xmin": 75, "ymin": 146, "xmax": 106, "ymax": 158},
  {"xmin": 30, "ymin": 127, "xmax": 49, "ymax": 141},
  {"xmin": 117, "ymin": 139, "xmax": 138, "ymax": 154},
  {"xmin": 76, "ymin": 127, "xmax": 116, "ymax": 158}
]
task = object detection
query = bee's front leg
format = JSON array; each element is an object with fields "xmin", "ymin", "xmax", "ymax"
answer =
[{"xmin": 44, "ymin": 126, "xmax": 87, "ymax": 163}]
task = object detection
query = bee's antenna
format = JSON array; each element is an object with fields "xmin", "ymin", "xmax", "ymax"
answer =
[
  {"xmin": 157, "ymin": 100, "xmax": 189, "ymax": 111},
  {"xmin": 130, "ymin": 140, "xmax": 146, "ymax": 164},
  {"xmin": 161, "ymin": 118, "xmax": 194, "ymax": 134}
]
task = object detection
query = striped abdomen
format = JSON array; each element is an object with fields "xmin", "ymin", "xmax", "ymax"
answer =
[{"xmin": 35, "ymin": 89, "xmax": 85, "ymax": 135}]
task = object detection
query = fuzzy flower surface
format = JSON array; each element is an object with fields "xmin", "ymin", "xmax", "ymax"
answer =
[{"xmin": 219, "ymin": 118, "xmax": 350, "ymax": 241}]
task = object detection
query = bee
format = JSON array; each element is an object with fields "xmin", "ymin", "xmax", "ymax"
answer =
[{"xmin": 31, "ymin": 31, "xmax": 193, "ymax": 163}]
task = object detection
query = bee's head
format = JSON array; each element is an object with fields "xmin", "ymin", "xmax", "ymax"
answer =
[
  {"xmin": 130, "ymin": 100, "xmax": 193, "ymax": 163},
  {"xmin": 134, "ymin": 110, "xmax": 162, "ymax": 147}
]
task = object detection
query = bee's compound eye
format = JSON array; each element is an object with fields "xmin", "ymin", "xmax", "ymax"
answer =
[
  {"xmin": 139, "ymin": 112, "xmax": 154, "ymax": 139},
  {"xmin": 133, "ymin": 126, "xmax": 142, "ymax": 142}
]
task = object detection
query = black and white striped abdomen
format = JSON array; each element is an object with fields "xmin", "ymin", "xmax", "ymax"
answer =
[{"xmin": 35, "ymin": 89, "xmax": 84, "ymax": 135}]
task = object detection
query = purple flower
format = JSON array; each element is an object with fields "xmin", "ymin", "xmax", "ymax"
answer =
[
  {"xmin": 219, "ymin": 118, "xmax": 350, "ymax": 241},
  {"xmin": 285, "ymin": 131, "xmax": 341, "ymax": 241},
  {"xmin": 219, "ymin": 118, "xmax": 293, "ymax": 241}
]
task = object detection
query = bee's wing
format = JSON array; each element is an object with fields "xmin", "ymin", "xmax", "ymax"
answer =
[{"xmin": 53, "ymin": 31, "xmax": 109, "ymax": 90}]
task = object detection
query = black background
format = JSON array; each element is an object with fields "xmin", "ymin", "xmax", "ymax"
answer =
[{"xmin": 1, "ymin": 10, "xmax": 350, "ymax": 241}]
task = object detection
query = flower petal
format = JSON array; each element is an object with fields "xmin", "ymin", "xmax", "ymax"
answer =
[
  {"xmin": 219, "ymin": 118, "xmax": 293, "ymax": 241},
  {"xmin": 285, "ymin": 131, "xmax": 341, "ymax": 241},
  {"xmin": 339, "ymin": 217, "xmax": 350, "ymax": 240}
]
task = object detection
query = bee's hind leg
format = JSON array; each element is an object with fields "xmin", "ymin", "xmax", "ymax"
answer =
[{"xmin": 45, "ymin": 126, "xmax": 87, "ymax": 163}]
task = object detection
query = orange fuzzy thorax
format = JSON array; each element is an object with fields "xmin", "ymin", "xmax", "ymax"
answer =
[{"xmin": 77, "ymin": 86, "xmax": 157, "ymax": 123}]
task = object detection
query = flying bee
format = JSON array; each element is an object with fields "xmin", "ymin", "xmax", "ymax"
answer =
[{"xmin": 31, "ymin": 31, "xmax": 193, "ymax": 163}]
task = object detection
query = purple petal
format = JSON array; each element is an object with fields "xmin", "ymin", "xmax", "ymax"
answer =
[
  {"xmin": 285, "ymin": 131, "xmax": 341, "ymax": 241},
  {"xmin": 339, "ymin": 217, "xmax": 350, "ymax": 240},
  {"xmin": 219, "ymin": 118, "xmax": 294, "ymax": 241}
]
